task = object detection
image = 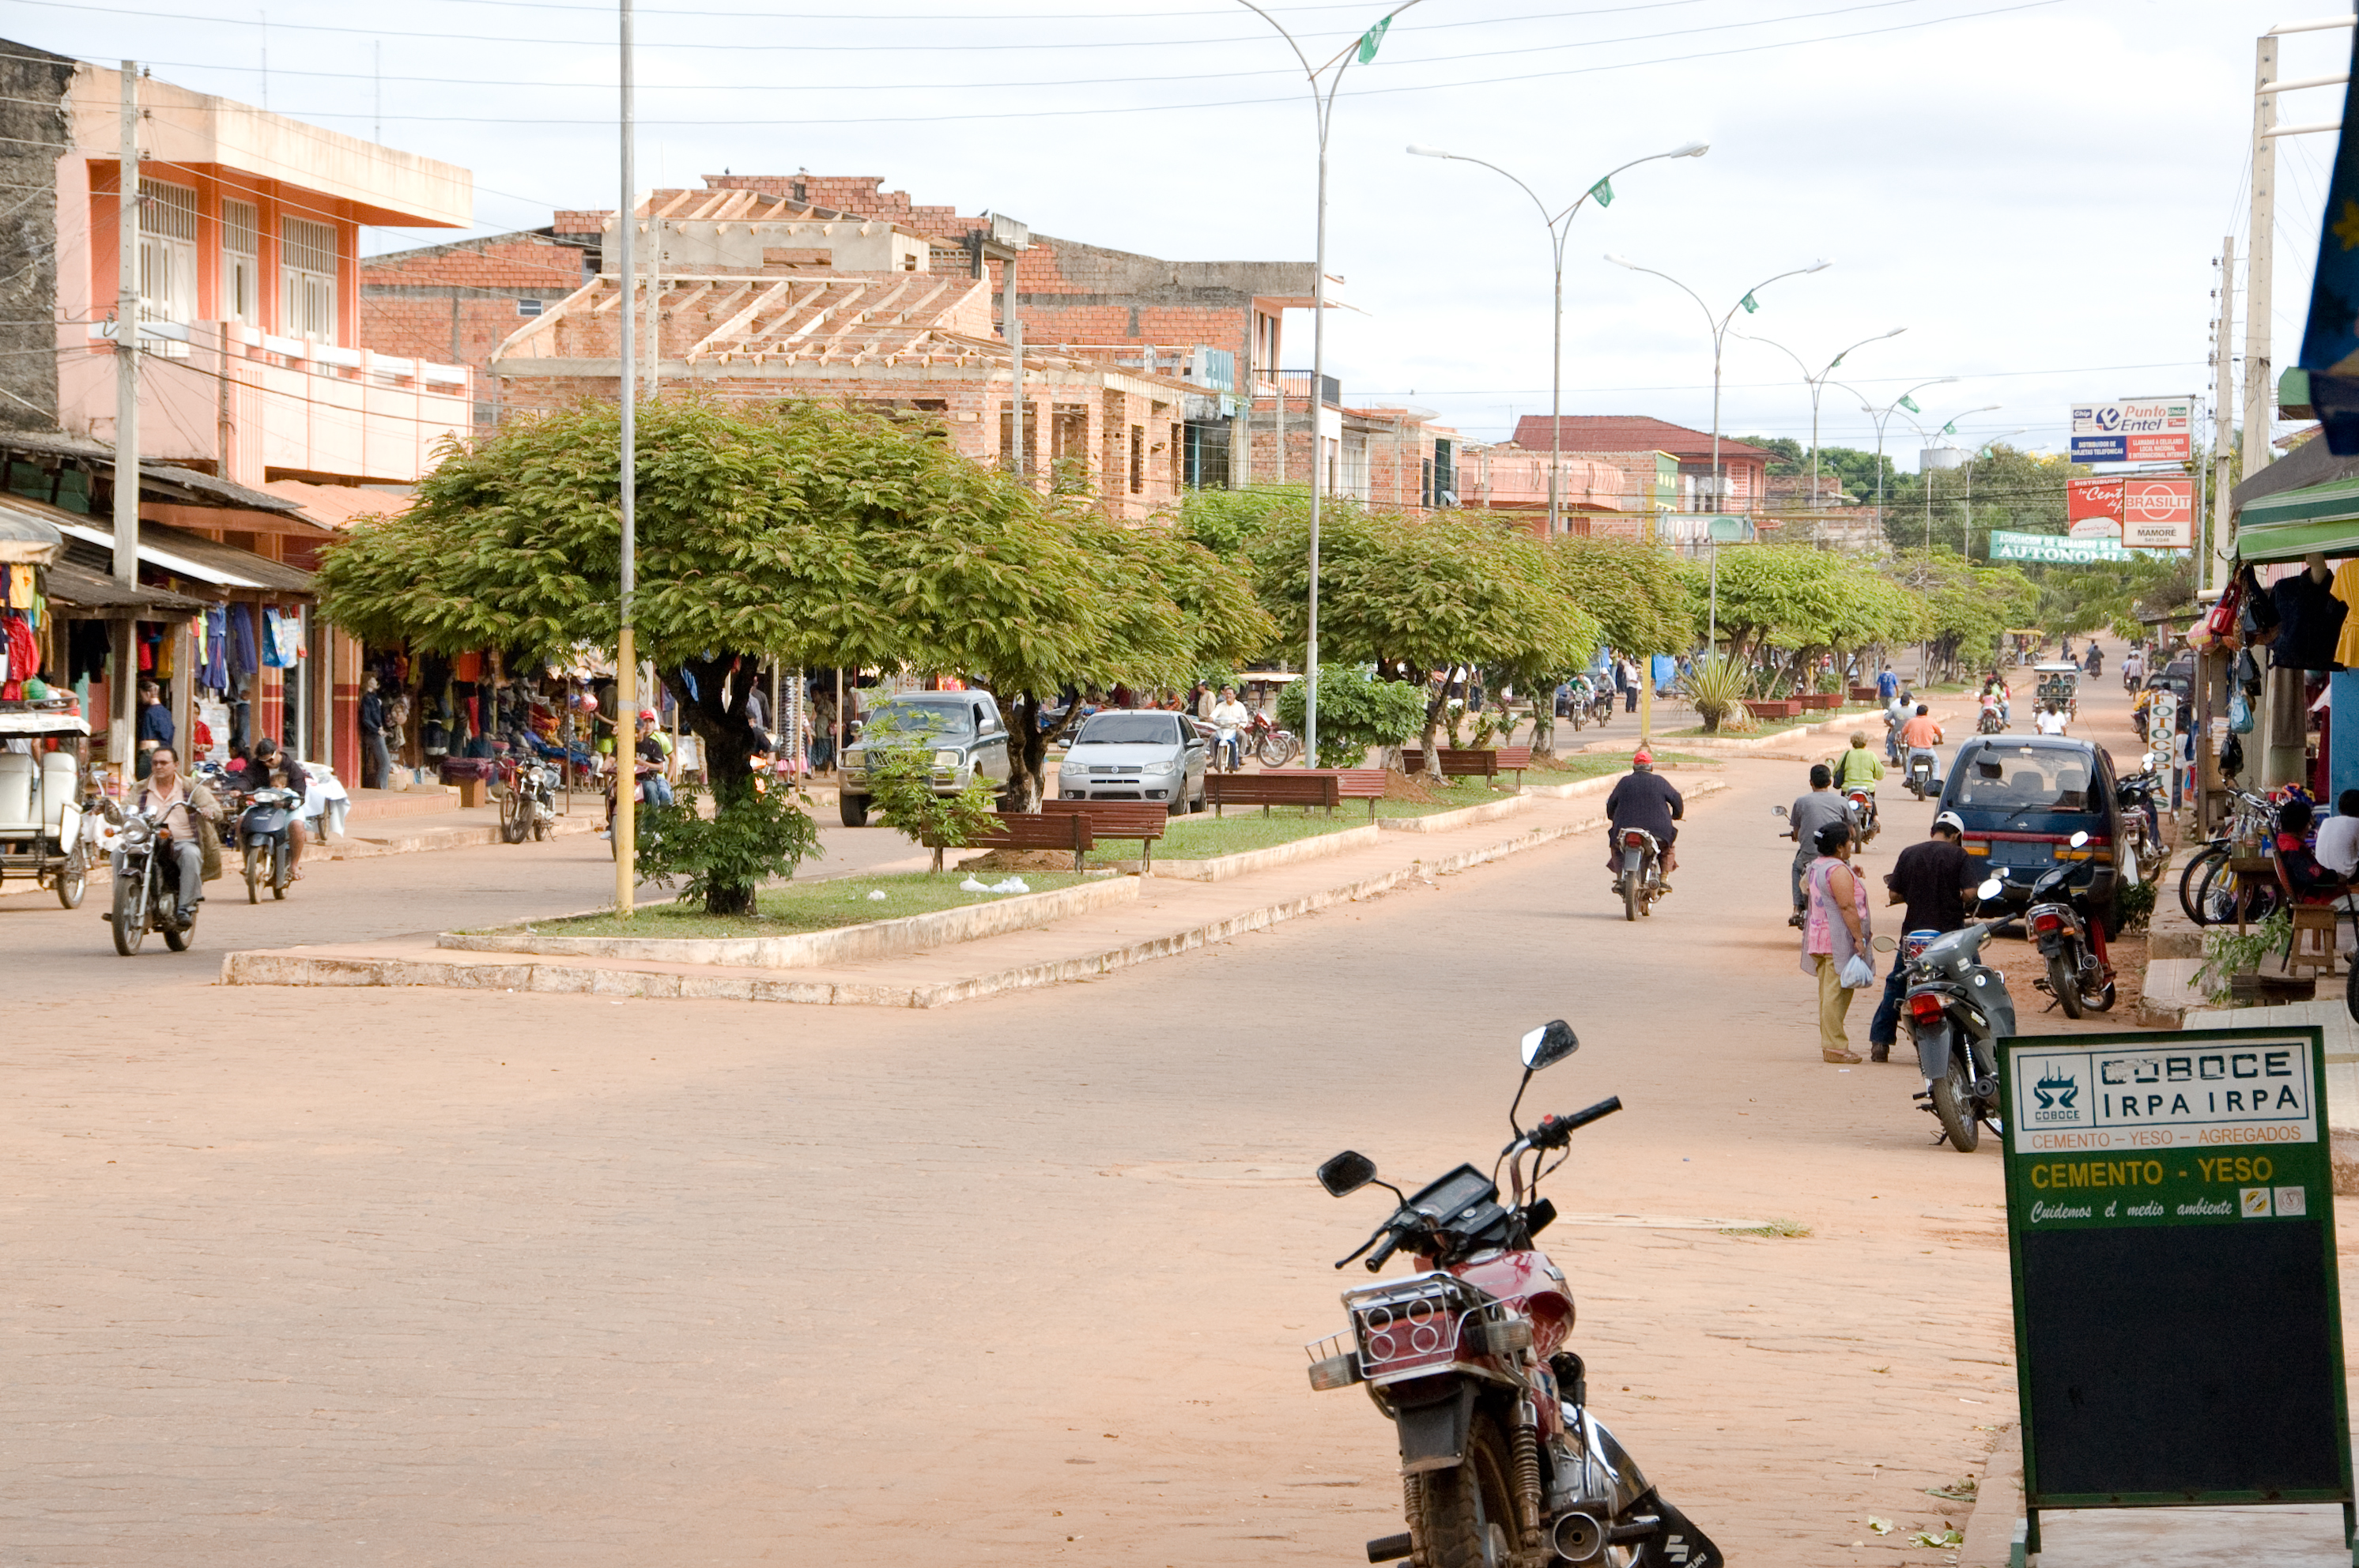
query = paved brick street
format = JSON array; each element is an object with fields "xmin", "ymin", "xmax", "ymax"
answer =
[{"xmin": 6, "ymin": 678, "xmax": 2346, "ymax": 1566}]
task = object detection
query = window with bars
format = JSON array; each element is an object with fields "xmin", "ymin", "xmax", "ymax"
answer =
[
  {"xmin": 281, "ymin": 216, "xmax": 339, "ymax": 344},
  {"xmin": 137, "ymin": 179, "xmax": 198, "ymax": 323},
  {"xmin": 221, "ymin": 199, "xmax": 259, "ymax": 326}
]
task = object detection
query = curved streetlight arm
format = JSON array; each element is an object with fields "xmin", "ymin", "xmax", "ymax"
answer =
[
  {"xmin": 1607, "ymin": 257, "xmax": 1719, "ymax": 343},
  {"xmin": 1714, "ymin": 262, "xmax": 1830, "ymax": 338},
  {"xmin": 1547, "ymin": 145, "xmax": 1707, "ymax": 228},
  {"xmin": 1414, "ymin": 149, "xmax": 1553, "ymax": 231}
]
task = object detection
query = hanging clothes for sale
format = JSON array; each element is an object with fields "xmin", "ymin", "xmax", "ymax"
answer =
[
  {"xmin": 2272, "ymin": 560, "xmax": 2349, "ymax": 671},
  {"xmin": 202, "ymin": 605, "xmax": 228, "ymax": 690},
  {"xmin": 225, "ymin": 603, "xmax": 259, "ymax": 679},
  {"xmin": 66, "ymin": 620, "xmax": 108, "ymax": 684},
  {"xmin": 261, "ymin": 607, "xmax": 290, "ymax": 669},
  {"xmin": 272, "ymin": 609, "xmax": 300, "ymax": 668}
]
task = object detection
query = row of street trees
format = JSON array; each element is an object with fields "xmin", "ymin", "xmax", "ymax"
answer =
[{"xmin": 311, "ymin": 398, "xmax": 2127, "ymax": 909}]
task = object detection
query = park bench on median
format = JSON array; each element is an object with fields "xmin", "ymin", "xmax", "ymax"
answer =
[
  {"xmin": 1206, "ymin": 771, "xmax": 1343, "ymax": 818},
  {"xmin": 1040, "ymin": 798, "xmax": 1170, "ymax": 870},
  {"xmin": 1296, "ymin": 767, "xmax": 1388, "ymax": 819},
  {"xmin": 924, "ymin": 810, "xmax": 1093, "ymax": 873},
  {"xmin": 1398, "ymin": 747, "xmax": 1518, "ymax": 787}
]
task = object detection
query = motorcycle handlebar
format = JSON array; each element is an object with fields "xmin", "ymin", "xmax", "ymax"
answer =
[
  {"xmin": 1531, "ymin": 1096, "xmax": 1623, "ymax": 1148},
  {"xmin": 1364, "ymin": 1231, "xmax": 1403, "ymax": 1272}
]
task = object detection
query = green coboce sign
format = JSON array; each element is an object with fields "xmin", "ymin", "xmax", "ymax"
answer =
[{"xmin": 2001, "ymin": 1028, "xmax": 2353, "ymax": 1558}]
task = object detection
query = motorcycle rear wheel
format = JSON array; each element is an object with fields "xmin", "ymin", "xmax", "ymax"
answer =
[
  {"xmin": 111, "ymin": 871, "xmax": 143, "ymax": 956},
  {"xmin": 164, "ymin": 905, "xmax": 195, "ymax": 952},
  {"xmin": 55, "ymin": 845, "xmax": 85, "ymax": 909},
  {"xmin": 1407, "ymin": 1413, "xmax": 1519, "ymax": 1568},
  {"xmin": 273, "ymin": 839, "xmax": 289, "ymax": 899},
  {"xmin": 1931, "ymin": 1051, "xmax": 1980, "ymax": 1152},
  {"xmin": 244, "ymin": 843, "xmax": 263, "ymax": 904},
  {"xmin": 1621, "ymin": 875, "xmax": 1639, "ymax": 922},
  {"xmin": 2047, "ymin": 952, "xmax": 2085, "ymax": 1020}
]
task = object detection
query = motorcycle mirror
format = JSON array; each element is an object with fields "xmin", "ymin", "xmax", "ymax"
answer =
[
  {"xmin": 1873, "ymin": 935, "xmax": 1897, "ymax": 952},
  {"xmin": 1519, "ymin": 1020, "xmax": 1579, "ymax": 1070},
  {"xmin": 1316, "ymin": 1150, "xmax": 1378, "ymax": 1198},
  {"xmin": 1772, "ymin": 804, "xmax": 1787, "ymax": 816},
  {"xmin": 2069, "ymin": 830, "xmax": 2090, "ymax": 849},
  {"xmin": 1977, "ymin": 877, "xmax": 2006, "ymax": 902}
]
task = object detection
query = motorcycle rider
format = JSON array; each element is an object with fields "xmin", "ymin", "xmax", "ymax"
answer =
[
  {"xmin": 1209, "ymin": 684, "xmax": 1250, "ymax": 770},
  {"xmin": 1866, "ymin": 811, "xmax": 1983, "ymax": 1063},
  {"xmin": 1605, "ymin": 748, "xmax": 1683, "ymax": 889},
  {"xmin": 1831, "ymin": 728, "xmax": 1884, "ymax": 831},
  {"xmin": 236, "ymin": 737, "xmax": 309, "ymax": 881},
  {"xmin": 1884, "ymin": 686, "xmax": 1916, "ymax": 763},
  {"xmin": 1898, "ymin": 703, "xmax": 1944, "ymax": 784},
  {"xmin": 1785, "ymin": 763, "xmax": 1850, "ymax": 929},
  {"xmin": 2035, "ymin": 703, "xmax": 2069, "ymax": 737},
  {"xmin": 131, "ymin": 745, "xmax": 220, "ymax": 922}
]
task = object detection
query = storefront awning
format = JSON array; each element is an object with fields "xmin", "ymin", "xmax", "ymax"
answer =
[
  {"xmin": 48, "ymin": 518, "xmax": 313, "ymax": 594},
  {"xmin": 2234, "ymin": 476, "xmax": 2359, "ymax": 564},
  {"xmin": 0, "ymin": 497, "xmax": 62, "ymax": 564},
  {"xmin": 41, "ymin": 559, "xmax": 212, "ymax": 613}
]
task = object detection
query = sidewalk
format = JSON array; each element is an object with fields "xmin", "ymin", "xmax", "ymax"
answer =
[{"xmin": 224, "ymin": 781, "xmax": 1723, "ymax": 1007}]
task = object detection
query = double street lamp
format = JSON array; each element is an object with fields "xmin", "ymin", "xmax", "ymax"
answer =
[
  {"xmin": 1602, "ymin": 254, "xmax": 1830, "ymax": 654},
  {"xmin": 1731, "ymin": 326, "xmax": 1904, "ymax": 520},
  {"xmin": 1830, "ymin": 376, "xmax": 1957, "ymax": 522},
  {"xmin": 1406, "ymin": 139, "xmax": 1708, "ymax": 534},
  {"xmin": 1238, "ymin": 0, "xmax": 1422, "ymax": 766},
  {"xmin": 1898, "ymin": 404, "xmax": 2002, "ymax": 557}
]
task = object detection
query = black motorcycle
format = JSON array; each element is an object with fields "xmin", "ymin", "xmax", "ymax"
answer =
[
  {"xmin": 238, "ymin": 785, "xmax": 302, "ymax": 903},
  {"xmin": 107, "ymin": 806, "xmax": 198, "ymax": 956},
  {"xmin": 1889, "ymin": 878, "xmax": 2015, "ymax": 1152},
  {"xmin": 2027, "ymin": 831, "xmax": 2118, "ymax": 1020},
  {"xmin": 1308, "ymin": 1021, "xmax": 1723, "ymax": 1568}
]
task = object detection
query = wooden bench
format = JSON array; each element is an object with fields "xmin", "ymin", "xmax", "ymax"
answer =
[
  {"xmin": 1399, "ymin": 748, "xmax": 1508, "ymax": 786},
  {"xmin": 925, "ymin": 810, "xmax": 1093, "ymax": 873},
  {"xmin": 1206, "ymin": 771, "xmax": 1342, "ymax": 817},
  {"xmin": 1041, "ymin": 798, "xmax": 1169, "ymax": 869},
  {"xmin": 1297, "ymin": 767, "xmax": 1388, "ymax": 818},
  {"xmin": 1493, "ymin": 745, "xmax": 1534, "ymax": 789}
]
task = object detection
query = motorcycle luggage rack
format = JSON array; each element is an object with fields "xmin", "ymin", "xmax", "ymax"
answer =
[{"xmin": 1330, "ymin": 1272, "xmax": 1520, "ymax": 1385}]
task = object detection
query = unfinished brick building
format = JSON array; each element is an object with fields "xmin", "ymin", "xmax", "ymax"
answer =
[
  {"xmin": 488, "ymin": 209, "xmax": 1190, "ymax": 520},
  {"xmin": 360, "ymin": 228, "xmax": 596, "ymax": 425}
]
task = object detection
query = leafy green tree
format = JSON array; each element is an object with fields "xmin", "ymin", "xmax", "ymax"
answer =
[
  {"xmin": 862, "ymin": 714, "xmax": 1002, "ymax": 873},
  {"xmin": 1172, "ymin": 484, "xmax": 1307, "ymax": 556},
  {"xmin": 1277, "ymin": 665, "xmax": 1427, "ymax": 767},
  {"xmin": 1247, "ymin": 505, "xmax": 1597, "ymax": 775},
  {"xmin": 1885, "ymin": 549, "xmax": 2037, "ymax": 679}
]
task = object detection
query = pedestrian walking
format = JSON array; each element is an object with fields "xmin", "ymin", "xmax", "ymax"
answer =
[
  {"xmin": 1621, "ymin": 656, "xmax": 1639, "ymax": 713},
  {"xmin": 1784, "ymin": 764, "xmax": 1850, "ymax": 929},
  {"xmin": 1801, "ymin": 820, "xmax": 1873, "ymax": 1064},
  {"xmin": 359, "ymin": 673, "xmax": 390, "ymax": 790}
]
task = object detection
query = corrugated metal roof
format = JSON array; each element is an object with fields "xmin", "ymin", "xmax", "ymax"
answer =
[
  {"xmin": 0, "ymin": 430, "xmax": 303, "ymax": 514},
  {"xmin": 1510, "ymin": 416, "xmax": 1776, "ymax": 462}
]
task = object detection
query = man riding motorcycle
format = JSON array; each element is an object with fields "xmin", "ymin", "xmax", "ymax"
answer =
[
  {"xmin": 1898, "ymin": 703, "xmax": 1944, "ymax": 782},
  {"xmin": 1831, "ymin": 728, "xmax": 1883, "ymax": 835},
  {"xmin": 1884, "ymin": 688, "xmax": 1916, "ymax": 764},
  {"xmin": 1208, "ymin": 685, "xmax": 1250, "ymax": 771},
  {"xmin": 1604, "ymin": 748, "xmax": 1683, "ymax": 890},
  {"xmin": 1865, "ymin": 811, "xmax": 1983, "ymax": 1063},
  {"xmin": 236, "ymin": 737, "xmax": 310, "ymax": 881},
  {"xmin": 131, "ymin": 745, "xmax": 221, "ymax": 922}
]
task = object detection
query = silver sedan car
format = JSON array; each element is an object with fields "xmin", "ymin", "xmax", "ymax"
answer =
[{"xmin": 1056, "ymin": 710, "xmax": 1208, "ymax": 815}]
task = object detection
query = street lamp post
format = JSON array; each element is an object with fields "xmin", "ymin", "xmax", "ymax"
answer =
[
  {"xmin": 1406, "ymin": 139, "xmax": 1706, "ymax": 535},
  {"xmin": 1900, "ymin": 405, "xmax": 2002, "ymax": 556},
  {"xmin": 1238, "ymin": 0, "xmax": 1422, "ymax": 767},
  {"xmin": 1604, "ymin": 254, "xmax": 1829, "ymax": 654},
  {"xmin": 1732, "ymin": 327, "xmax": 1904, "ymax": 529},
  {"xmin": 1829, "ymin": 376, "xmax": 1958, "ymax": 525}
]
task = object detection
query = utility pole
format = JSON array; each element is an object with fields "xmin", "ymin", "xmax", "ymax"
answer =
[
  {"xmin": 613, "ymin": 0, "xmax": 636, "ymax": 914},
  {"xmin": 2243, "ymin": 32, "xmax": 2277, "ymax": 484},
  {"xmin": 2211, "ymin": 236, "xmax": 2236, "ymax": 594},
  {"xmin": 980, "ymin": 214, "xmax": 1031, "ymax": 484},
  {"xmin": 113, "ymin": 60, "xmax": 139, "ymax": 793}
]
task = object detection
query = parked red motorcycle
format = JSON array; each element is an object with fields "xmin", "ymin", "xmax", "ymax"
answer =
[
  {"xmin": 1244, "ymin": 707, "xmax": 1300, "ymax": 768},
  {"xmin": 1308, "ymin": 1020, "xmax": 1723, "ymax": 1568}
]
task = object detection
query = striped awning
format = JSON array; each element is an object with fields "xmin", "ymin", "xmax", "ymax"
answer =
[{"xmin": 2236, "ymin": 476, "xmax": 2359, "ymax": 564}]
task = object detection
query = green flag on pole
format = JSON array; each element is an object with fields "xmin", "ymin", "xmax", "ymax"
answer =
[
  {"xmin": 1357, "ymin": 15, "xmax": 1391, "ymax": 62},
  {"xmin": 1738, "ymin": 292, "xmax": 1758, "ymax": 314},
  {"xmin": 1897, "ymin": 394, "xmax": 1920, "ymax": 413},
  {"xmin": 1942, "ymin": 420, "xmax": 1957, "ymax": 435},
  {"xmin": 1588, "ymin": 175, "xmax": 1614, "ymax": 208}
]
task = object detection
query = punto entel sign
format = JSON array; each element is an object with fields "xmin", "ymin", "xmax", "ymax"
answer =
[
  {"xmin": 2070, "ymin": 398, "xmax": 2193, "ymax": 463},
  {"xmin": 1999, "ymin": 1028, "xmax": 2350, "ymax": 1557}
]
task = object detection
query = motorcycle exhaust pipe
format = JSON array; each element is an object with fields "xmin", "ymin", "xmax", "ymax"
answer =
[{"xmin": 1551, "ymin": 1511, "xmax": 1606, "ymax": 1561}]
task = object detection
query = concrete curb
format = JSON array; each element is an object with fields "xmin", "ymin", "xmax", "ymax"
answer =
[
  {"xmin": 1135, "ymin": 822, "xmax": 1382, "ymax": 882},
  {"xmin": 326, "ymin": 812, "xmax": 603, "ymax": 859},
  {"xmin": 1957, "ymin": 1423, "xmax": 2024, "ymax": 1568},
  {"xmin": 438, "ymin": 873, "xmax": 1139, "ymax": 967},
  {"xmin": 222, "ymin": 779, "xmax": 1725, "ymax": 1008},
  {"xmin": 1377, "ymin": 792, "xmax": 1538, "ymax": 834}
]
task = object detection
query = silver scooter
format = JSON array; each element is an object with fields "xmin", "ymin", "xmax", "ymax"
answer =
[{"xmin": 1879, "ymin": 877, "xmax": 2015, "ymax": 1152}]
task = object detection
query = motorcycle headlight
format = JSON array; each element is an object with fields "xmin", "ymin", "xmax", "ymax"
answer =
[{"xmin": 122, "ymin": 820, "xmax": 152, "ymax": 846}]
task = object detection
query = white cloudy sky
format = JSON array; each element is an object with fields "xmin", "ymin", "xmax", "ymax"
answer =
[{"xmin": 11, "ymin": 0, "xmax": 2346, "ymax": 466}]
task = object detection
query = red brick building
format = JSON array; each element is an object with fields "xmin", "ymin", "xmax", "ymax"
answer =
[
  {"xmin": 360, "ymin": 228, "xmax": 595, "ymax": 427},
  {"xmin": 1512, "ymin": 416, "xmax": 1776, "ymax": 518}
]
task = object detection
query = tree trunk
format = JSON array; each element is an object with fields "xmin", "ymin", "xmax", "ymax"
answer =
[
  {"xmin": 1002, "ymin": 691, "xmax": 1081, "ymax": 812},
  {"xmin": 1529, "ymin": 693, "xmax": 1556, "ymax": 760},
  {"xmin": 663, "ymin": 654, "xmax": 770, "ymax": 915},
  {"xmin": 1418, "ymin": 675, "xmax": 1451, "ymax": 782}
]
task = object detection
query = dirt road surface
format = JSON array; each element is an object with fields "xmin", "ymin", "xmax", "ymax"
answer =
[{"xmin": 6, "ymin": 669, "xmax": 2330, "ymax": 1566}]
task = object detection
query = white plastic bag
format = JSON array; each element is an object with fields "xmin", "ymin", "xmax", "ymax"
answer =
[{"xmin": 1839, "ymin": 952, "xmax": 1875, "ymax": 989}]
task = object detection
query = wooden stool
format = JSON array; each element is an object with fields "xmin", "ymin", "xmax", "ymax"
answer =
[{"xmin": 2288, "ymin": 903, "xmax": 2339, "ymax": 978}]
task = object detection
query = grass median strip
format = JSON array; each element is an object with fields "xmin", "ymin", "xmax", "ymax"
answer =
[{"xmin": 511, "ymin": 871, "xmax": 1095, "ymax": 940}]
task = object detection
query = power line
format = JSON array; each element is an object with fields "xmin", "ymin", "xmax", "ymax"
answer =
[{"xmin": 24, "ymin": 0, "xmax": 1949, "ymax": 93}]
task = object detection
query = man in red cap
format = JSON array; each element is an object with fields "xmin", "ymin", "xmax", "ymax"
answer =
[{"xmin": 1604, "ymin": 748, "xmax": 1684, "ymax": 888}]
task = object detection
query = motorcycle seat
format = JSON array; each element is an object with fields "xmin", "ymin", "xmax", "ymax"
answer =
[{"xmin": 0, "ymin": 753, "xmax": 39, "ymax": 835}]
